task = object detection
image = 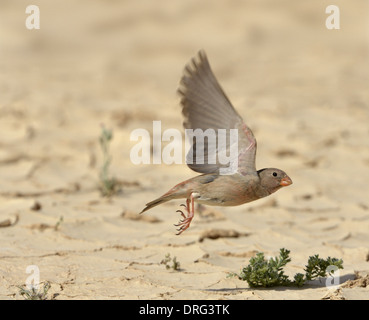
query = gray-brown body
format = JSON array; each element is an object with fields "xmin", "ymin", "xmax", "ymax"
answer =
[{"xmin": 141, "ymin": 168, "xmax": 288, "ymax": 214}]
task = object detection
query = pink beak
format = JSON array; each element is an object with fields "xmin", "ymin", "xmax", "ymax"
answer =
[{"xmin": 280, "ymin": 176, "xmax": 293, "ymax": 187}]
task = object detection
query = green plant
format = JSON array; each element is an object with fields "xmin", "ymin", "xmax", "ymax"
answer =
[
  {"xmin": 160, "ymin": 253, "xmax": 181, "ymax": 271},
  {"xmin": 229, "ymin": 248, "xmax": 343, "ymax": 288},
  {"xmin": 18, "ymin": 282, "xmax": 51, "ymax": 300},
  {"xmin": 54, "ymin": 216, "xmax": 64, "ymax": 231},
  {"xmin": 304, "ymin": 254, "xmax": 343, "ymax": 281},
  {"xmin": 98, "ymin": 126, "xmax": 118, "ymax": 197}
]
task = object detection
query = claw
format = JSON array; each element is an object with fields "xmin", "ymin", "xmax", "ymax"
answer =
[
  {"xmin": 174, "ymin": 194, "xmax": 195, "ymax": 235},
  {"xmin": 176, "ymin": 210, "xmax": 186, "ymax": 219},
  {"xmin": 176, "ymin": 225, "xmax": 187, "ymax": 235},
  {"xmin": 174, "ymin": 218, "xmax": 187, "ymax": 227}
]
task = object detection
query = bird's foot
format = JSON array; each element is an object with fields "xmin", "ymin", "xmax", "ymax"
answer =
[{"xmin": 174, "ymin": 203, "xmax": 194, "ymax": 235}]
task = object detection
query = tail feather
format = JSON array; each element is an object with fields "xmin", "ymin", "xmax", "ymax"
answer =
[
  {"xmin": 140, "ymin": 182, "xmax": 189, "ymax": 214},
  {"xmin": 140, "ymin": 195, "xmax": 173, "ymax": 214}
]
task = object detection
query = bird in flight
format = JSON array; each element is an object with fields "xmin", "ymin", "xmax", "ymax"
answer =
[{"xmin": 140, "ymin": 50, "xmax": 292, "ymax": 235}]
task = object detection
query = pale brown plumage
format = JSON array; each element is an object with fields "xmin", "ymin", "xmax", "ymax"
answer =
[{"xmin": 140, "ymin": 50, "xmax": 292, "ymax": 234}]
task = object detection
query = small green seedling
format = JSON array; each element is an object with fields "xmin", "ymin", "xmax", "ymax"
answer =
[
  {"xmin": 229, "ymin": 248, "xmax": 343, "ymax": 288},
  {"xmin": 160, "ymin": 253, "xmax": 181, "ymax": 271},
  {"xmin": 18, "ymin": 282, "xmax": 51, "ymax": 300},
  {"xmin": 98, "ymin": 126, "xmax": 118, "ymax": 197},
  {"xmin": 54, "ymin": 216, "xmax": 64, "ymax": 231}
]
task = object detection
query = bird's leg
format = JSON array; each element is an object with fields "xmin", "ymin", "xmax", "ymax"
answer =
[{"xmin": 174, "ymin": 193, "xmax": 195, "ymax": 235}]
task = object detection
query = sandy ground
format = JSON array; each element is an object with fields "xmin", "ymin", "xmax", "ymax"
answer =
[{"xmin": 1, "ymin": 0, "xmax": 369, "ymax": 300}]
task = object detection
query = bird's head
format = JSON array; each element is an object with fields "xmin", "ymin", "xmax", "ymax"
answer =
[{"xmin": 257, "ymin": 168, "xmax": 293, "ymax": 194}]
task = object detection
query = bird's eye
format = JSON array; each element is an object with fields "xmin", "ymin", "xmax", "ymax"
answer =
[{"xmin": 272, "ymin": 172, "xmax": 278, "ymax": 177}]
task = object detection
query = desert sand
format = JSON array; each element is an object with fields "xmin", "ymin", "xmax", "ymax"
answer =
[{"xmin": 0, "ymin": 0, "xmax": 368, "ymax": 300}]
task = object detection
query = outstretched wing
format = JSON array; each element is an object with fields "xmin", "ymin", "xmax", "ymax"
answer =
[{"xmin": 178, "ymin": 50, "xmax": 257, "ymax": 175}]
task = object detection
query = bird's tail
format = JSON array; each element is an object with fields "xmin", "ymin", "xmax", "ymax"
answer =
[
  {"xmin": 140, "ymin": 182, "xmax": 188, "ymax": 214},
  {"xmin": 139, "ymin": 193, "xmax": 177, "ymax": 214}
]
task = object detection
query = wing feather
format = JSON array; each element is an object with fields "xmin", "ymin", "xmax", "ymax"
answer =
[{"xmin": 178, "ymin": 50, "xmax": 257, "ymax": 175}]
